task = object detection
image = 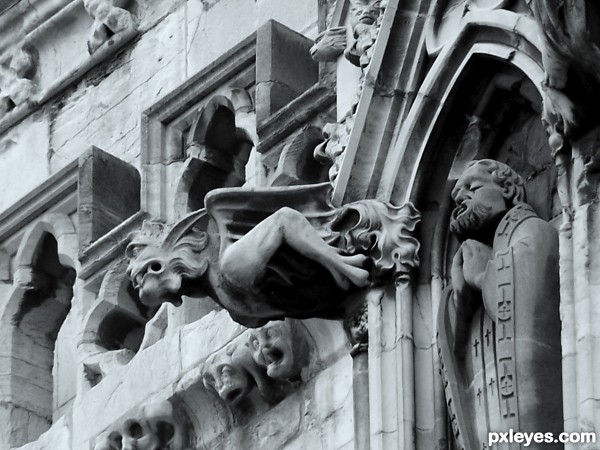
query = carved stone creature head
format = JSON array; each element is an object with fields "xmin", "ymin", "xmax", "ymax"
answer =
[
  {"xmin": 202, "ymin": 345, "xmax": 254, "ymax": 405},
  {"xmin": 450, "ymin": 159, "xmax": 525, "ymax": 241},
  {"xmin": 126, "ymin": 212, "xmax": 211, "ymax": 309},
  {"xmin": 247, "ymin": 320, "xmax": 309, "ymax": 379},
  {"xmin": 349, "ymin": 0, "xmax": 382, "ymax": 36},
  {"xmin": 93, "ymin": 400, "xmax": 190, "ymax": 450}
]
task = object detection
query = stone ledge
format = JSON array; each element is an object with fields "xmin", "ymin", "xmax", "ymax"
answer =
[
  {"xmin": 0, "ymin": 159, "xmax": 78, "ymax": 244},
  {"xmin": 256, "ymin": 82, "xmax": 335, "ymax": 154}
]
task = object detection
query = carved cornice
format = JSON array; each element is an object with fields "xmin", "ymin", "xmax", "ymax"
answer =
[{"xmin": 0, "ymin": 159, "xmax": 78, "ymax": 249}]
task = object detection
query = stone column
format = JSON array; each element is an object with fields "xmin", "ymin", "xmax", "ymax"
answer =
[
  {"xmin": 557, "ymin": 126, "xmax": 600, "ymax": 446},
  {"xmin": 368, "ymin": 275, "xmax": 415, "ymax": 450}
]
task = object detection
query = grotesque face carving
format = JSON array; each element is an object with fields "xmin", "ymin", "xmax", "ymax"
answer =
[
  {"xmin": 247, "ymin": 321, "xmax": 306, "ymax": 380},
  {"xmin": 450, "ymin": 160, "xmax": 525, "ymax": 240},
  {"xmin": 93, "ymin": 401, "xmax": 189, "ymax": 450},
  {"xmin": 349, "ymin": 0, "xmax": 382, "ymax": 35},
  {"xmin": 126, "ymin": 222, "xmax": 209, "ymax": 309},
  {"xmin": 202, "ymin": 350, "xmax": 253, "ymax": 405}
]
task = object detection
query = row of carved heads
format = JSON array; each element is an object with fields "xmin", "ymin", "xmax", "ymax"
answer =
[
  {"xmin": 202, "ymin": 320, "xmax": 311, "ymax": 406},
  {"xmin": 94, "ymin": 400, "xmax": 191, "ymax": 450},
  {"xmin": 0, "ymin": 46, "xmax": 37, "ymax": 115}
]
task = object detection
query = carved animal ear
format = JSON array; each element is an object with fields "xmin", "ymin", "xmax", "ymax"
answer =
[{"xmin": 164, "ymin": 209, "xmax": 209, "ymax": 248}]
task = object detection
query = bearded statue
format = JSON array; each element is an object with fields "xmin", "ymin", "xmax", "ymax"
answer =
[{"xmin": 438, "ymin": 160, "xmax": 563, "ymax": 449}]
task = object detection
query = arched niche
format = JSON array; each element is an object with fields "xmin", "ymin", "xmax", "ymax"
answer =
[
  {"xmin": 0, "ymin": 213, "xmax": 78, "ymax": 448},
  {"xmin": 79, "ymin": 259, "xmax": 148, "ymax": 389},
  {"xmin": 174, "ymin": 93, "xmax": 256, "ymax": 216},
  {"xmin": 372, "ymin": 11, "xmax": 563, "ymax": 448}
]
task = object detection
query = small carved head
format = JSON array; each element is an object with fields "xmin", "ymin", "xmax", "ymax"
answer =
[
  {"xmin": 349, "ymin": 0, "xmax": 382, "ymax": 35},
  {"xmin": 450, "ymin": 159, "xmax": 525, "ymax": 239},
  {"xmin": 126, "ymin": 213, "xmax": 210, "ymax": 309},
  {"xmin": 247, "ymin": 320, "xmax": 308, "ymax": 380},
  {"xmin": 93, "ymin": 400, "xmax": 189, "ymax": 450},
  {"xmin": 83, "ymin": 0, "xmax": 112, "ymax": 21},
  {"xmin": 202, "ymin": 346, "xmax": 253, "ymax": 405}
]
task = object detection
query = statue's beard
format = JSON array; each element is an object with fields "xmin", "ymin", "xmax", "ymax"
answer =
[{"xmin": 449, "ymin": 201, "xmax": 494, "ymax": 241}]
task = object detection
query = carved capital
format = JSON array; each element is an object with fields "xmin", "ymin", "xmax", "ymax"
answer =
[{"xmin": 93, "ymin": 400, "xmax": 191, "ymax": 450}]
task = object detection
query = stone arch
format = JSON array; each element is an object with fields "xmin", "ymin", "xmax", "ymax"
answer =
[
  {"xmin": 372, "ymin": 11, "xmax": 562, "ymax": 448},
  {"xmin": 174, "ymin": 93, "xmax": 255, "ymax": 215},
  {"xmin": 0, "ymin": 213, "xmax": 78, "ymax": 448},
  {"xmin": 377, "ymin": 9, "xmax": 545, "ymax": 203},
  {"xmin": 78, "ymin": 258, "xmax": 147, "ymax": 390}
]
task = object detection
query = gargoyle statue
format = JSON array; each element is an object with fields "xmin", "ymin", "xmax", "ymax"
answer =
[{"xmin": 127, "ymin": 183, "xmax": 420, "ymax": 327}]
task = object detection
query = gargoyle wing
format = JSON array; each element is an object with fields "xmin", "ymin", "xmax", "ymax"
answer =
[
  {"xmin": 205, "ymin": 182, "xmax": 338, "ymax": 288},
  {"xmin": 205, "ymin": 182, "xmax": 336, "ymax": 252}
]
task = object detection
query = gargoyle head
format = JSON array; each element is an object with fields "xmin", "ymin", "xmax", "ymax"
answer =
[
  {"xmin": 202, "ymin": 346, "xmax": 254, "ymax": 405},
  {"xmin": 349, "ymin": 0, "xmax": 382, "ymax": 35},
  {"xmin": 126, "ymin": 211, "xmax": 211, "ymax": 309},
  {"xmin": 247, "ymin": 320, "xmax": 309, "ymax": 380}
]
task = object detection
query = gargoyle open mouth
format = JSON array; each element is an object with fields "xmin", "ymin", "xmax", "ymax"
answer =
[
  {"xmin": 452, "ymin": 202, "xmax": 469, "ymax": 220},
  {"xmin": 263, "ymin": 347, "xmax": 285, "ymax": 367}
]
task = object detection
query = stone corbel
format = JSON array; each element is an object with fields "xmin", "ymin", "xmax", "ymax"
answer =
[
  {"xmin": 83, "ymin": 0, "xmax": 139, "ymax": 54},
  {"xmin": 0, "ymin": 46, "xmax": 37, "ymax": 116},
  {"xmin": 247, "ymin": 319, "xmax": 310, "ymax": 380},
  {"xmin": 202, "ymin": 320, "xmax": 312, "ymax": 406},
  {"xmin": 202, "ymin": 340, "xmax": 284, "ymax": 406},
  {"xmin": 93, "ymin": 400, "xmax": 192, "ymax": 450}
]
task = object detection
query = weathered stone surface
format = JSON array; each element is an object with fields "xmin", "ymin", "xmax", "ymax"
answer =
[
  {"xmin": 49, "ymin": 8, "xmax": 186, "ymax": 173},
  {"xmin": 186, "ymin": 0, "xmax": 258, "ymax": 76}
]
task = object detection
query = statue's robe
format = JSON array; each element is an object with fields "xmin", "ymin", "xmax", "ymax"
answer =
[{"xmin": 438, "ymin": 204, "xmax": 563, "ymax": 449}]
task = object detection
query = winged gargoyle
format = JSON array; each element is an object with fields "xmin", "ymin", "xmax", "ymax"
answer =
[
  {"xmin": 126, "ymin": 183, "xmax": 420, "ymax": 327},
  {"xmin": 529, "ymin": 0, "xmax": 600, "ymax": 153}
]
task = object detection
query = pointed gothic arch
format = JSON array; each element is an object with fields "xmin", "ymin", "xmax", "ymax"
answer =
[{"xmin": 0, "ymin": 213, "xmax": 78, "ymax": 447}]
